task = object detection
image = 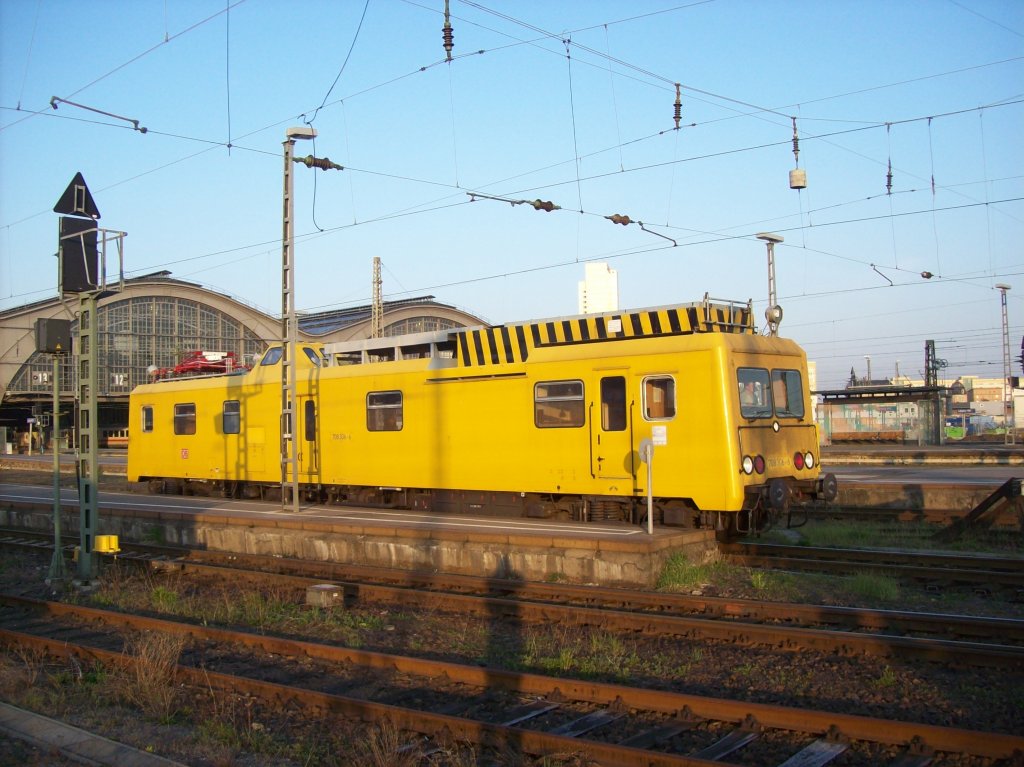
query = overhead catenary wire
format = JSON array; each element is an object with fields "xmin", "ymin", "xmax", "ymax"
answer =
[
  {"xmin": 0, "ymin": 0, "xmax": 248, "ymax": 134},
  {"xmin": 224, "ymin": 0, "xmax": 232, "ymax": 153},
  {"xmin": 2, "ymin": 5, "xmax": 1020, "ymax": 330}
]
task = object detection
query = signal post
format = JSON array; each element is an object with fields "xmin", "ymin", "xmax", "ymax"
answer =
[{"xmin": 53, "ymin": 173, "xmax": 125, "ymax": 585}]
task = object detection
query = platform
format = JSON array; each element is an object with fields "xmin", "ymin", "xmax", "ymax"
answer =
[{"xmin": 0, "ymin": 491, "xmax": 718, "ymax": 588}]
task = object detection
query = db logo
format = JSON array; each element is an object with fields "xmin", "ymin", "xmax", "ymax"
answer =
[{"xmin": 181, "ymin": 449, "xmax": 189, "ymax": 459}]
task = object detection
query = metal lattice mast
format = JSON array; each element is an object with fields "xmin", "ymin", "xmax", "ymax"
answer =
[
  {"xmin": 371, "ymin": 256, "xmax": 383, "ymax": 339},
  {"xmin": 76, "ymin": 293, "xmax": 99, "ymax": 582},
  {"xmin": 280, "ymin": 128, "xmax": 342, "ymax": 512},
  {"xmin": 49, "ymin": 353, "xmax": 65, "ymax": 580},
  {"xmin": 281, "ymin": 134, "xmax": 299, "ymax": 513},
  {"xmin": 997, "ymin": 284, "xmax": 1014, "ymax": 444}
]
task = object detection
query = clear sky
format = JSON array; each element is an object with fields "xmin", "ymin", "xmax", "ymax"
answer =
[{"xmin": 1, "ymin": 0, "xmax": 1022, "ymax": 390}]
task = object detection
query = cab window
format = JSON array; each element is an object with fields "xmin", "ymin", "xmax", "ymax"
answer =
[
  {"xmin": 141, "ymin": 406, "xmax": 154, "ymax": 433},
  {"xmin": 642, "ymin": 376, "xmax": 675, "ymax": 420},
  {"xmin": 261, "ymin": 348, "xmax": 283, "ymax": 366},
  {"xmin": 535, "ymin": 380, "xmax": 585, "ymax": 428},
  {"xmin": 738, "ymin": 367, "xmax": 772, "ymax": 418},
  {"xmin": 367, "ymin": 391, "xmax": 403, "ymax": 431},
  {"xmin": 772, "ymin": 369, "xmax": 805, "ymax": 418},
  {"xmin": 174, "ymin": 403, "xmax": 196, "ymax": 435}
]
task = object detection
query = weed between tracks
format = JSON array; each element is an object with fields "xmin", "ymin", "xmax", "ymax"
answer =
[
  {"xmin": 753, "ymin": 518, "xmax": 1023, "ymax": 554},
  {"xmin": 2, "ymin": 540, "xmax": 1023, "ymax": 765},
  {"xmin": 655, "ymin": 551, "xmax": 908, "ymax": 605}
]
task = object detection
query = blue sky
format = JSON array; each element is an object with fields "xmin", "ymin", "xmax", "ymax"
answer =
[{"xmin": 1, "ymin": 0, "xmax": 1022, "ymax": 389}]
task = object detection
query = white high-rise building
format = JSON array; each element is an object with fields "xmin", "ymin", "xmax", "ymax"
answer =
[{"xmin": 578, "ymin": 263, "xmax": 619, "ymax": 314}]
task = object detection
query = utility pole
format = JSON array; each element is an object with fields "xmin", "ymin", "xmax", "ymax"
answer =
[
  {"xmin": 53, "ymin": 173, "xmax": 124, "ymax": 586},
  {"xmin": 280, "ymin": 127, "xmax": 342, "ymax": 513},
  {"xmin": 756, "ymin": 233, "xmax": 784, "ymax": 335},
  {"xmin": 50, "ymin": 351, "xmax": 64, "ymax": 579},
  {"xmin": 35, "ymin": 318, "xmax": 71, "ymax": 582},
  {"xmin": 371, "ymin": 256, "xmax": 383, "ymax": 339},
  {"xmin": 997, "ymin": 284, "xmax": 1014, "ymax": 444}
]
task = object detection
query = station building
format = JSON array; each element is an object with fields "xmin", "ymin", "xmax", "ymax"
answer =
[{"xmin": 0, "ymin": 272, "xmax": 484, "ymax": 451}]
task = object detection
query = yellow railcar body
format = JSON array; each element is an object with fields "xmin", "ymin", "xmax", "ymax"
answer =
[{"xmin": 129, "ymin": 299, "xmax": 831, "ymax": 526}]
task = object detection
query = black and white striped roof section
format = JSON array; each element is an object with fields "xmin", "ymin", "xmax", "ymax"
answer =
[{"xmin": 455, "ymin": 298, "xmax": 754, "ymax": 368}]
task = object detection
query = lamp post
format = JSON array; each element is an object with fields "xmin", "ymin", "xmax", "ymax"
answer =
[
  {"xmin": 996, "ymin": 284, "xmax": 1014, "ymax": 445},
  {"xmin": 280, "ymin": 127, "xmax": 342, "ymax": 513},
  {"xmin": 756, "ymin": 232, "xmax": 784, "ymax": 336},
  {"xmin": 281, "ymin": 126, "xmax": 315, "ymax": 513}
]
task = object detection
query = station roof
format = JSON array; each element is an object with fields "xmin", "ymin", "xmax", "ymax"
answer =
[{"xmin": 297, "ymin": 295, "xmax": 456, "ymax": 336}]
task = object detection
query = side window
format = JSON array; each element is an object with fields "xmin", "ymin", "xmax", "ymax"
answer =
[
  {"xmin": 305, "ymin": 400, "xmax": 317, "ymax": 441},
  {"xmin": 367, "ymin": 391, "xmax": 402, "ymax": 431},
  {"xmin": 223, "ymin": 400, "xmax": 240, "ymax": 434},
  {"xmin": 643, "ymin": 376, "xmax": 676, "ymax": 420},
  {"xmin": 535, "ymin": 380, "xmax": 585, "ymax": 428},
  {"xmin": 141, "ymin": 406, "xmax": 154, "ymax": 433},
  {"xmin": 261, "ymin": 347, "xmax": 283, "ymax": 366},
  {"xmin": 601, "ymin": 376, "xmax": 627, "ymax": 431},
  {"xmin": 738, "ymin": 367, "xmax": 772, "ymax": 418},
  {"xmin": 772, "ymin": 369, "xmax": 805, "ymax": 418},
  {"xmin": 303, "ymin": 347, "xmax": 321, "ymax": 366},
  {"xmin": 174, "ymin": 403, "xmax": 196, "ymax": 435}
]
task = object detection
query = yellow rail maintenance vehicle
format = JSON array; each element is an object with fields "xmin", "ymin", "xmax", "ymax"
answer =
[{"xmin": 128, "ymin": 295, "xmax": 837, "ymax": 535}]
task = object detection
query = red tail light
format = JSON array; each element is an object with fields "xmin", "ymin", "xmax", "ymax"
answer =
[{"xmin": 794, "ymin": 452, "xmax": 805, "ymax": 470}]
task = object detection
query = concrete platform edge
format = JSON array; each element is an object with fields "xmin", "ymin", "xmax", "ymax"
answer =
[{"xmin": 0, "ymin": 701, "xmax": 187, "ymax": 767}]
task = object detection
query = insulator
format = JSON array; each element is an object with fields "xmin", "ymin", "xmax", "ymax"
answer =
[
  {"xmin": 606, "ymin": 214, "xmax": 631, "ymax": 226},
  {"xmin": 297, "ymin": 155, "xmax": 342, "ymax": 171},
  {"xmin": 531, "ymin": 199, "xmax": 557, "ymax": 212},
  {"xmin": 673, "ymin": 83, "xmax": 682, "ymax": 129},
  {"xmin": 443, "ymin": 0, "xmax": 454, "ymax": 61},
  {"xmin": 791, "ymin": 116, "xmax": 800, "ymax": 165},
  {"xmin": 443, "ymin": 24, "xmax": 454, "ymax": 59},
  {"xmin": 886, "ymin": 159, "xmax": 893, "ymax": 195}
]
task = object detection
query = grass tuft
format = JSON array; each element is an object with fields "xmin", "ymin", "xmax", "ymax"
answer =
[
  {"xmin": 656, "ymin": 553, "xmax": 742, "ymax": 591},
  {"xmin": 847, "ymin": 571, "xmax": 901, "ymax": 602},
  {"xmin": 115, "ymin": 631, "xmax": 186, "ymax": 722}
]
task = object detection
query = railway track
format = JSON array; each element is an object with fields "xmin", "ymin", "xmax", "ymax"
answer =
[
  {"xmin": 3, "ymin": 532, "xmax": 1023, "ymax": 668},
  {"xmin": 1, "ymin": 593, "xmax": 1021, "ymax": 766},
  {"xmin": 722, "ymin": 542, "xmax": 1024, "ymax": 593}
]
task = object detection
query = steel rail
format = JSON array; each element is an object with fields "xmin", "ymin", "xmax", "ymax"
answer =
[
  {"xmin": 726, "ymin": 542, "xmax": 1024, "ymax": 571},
  {"xmin": 0, "ymin": 626, "xmax": 715, "ymax": 767},
  {"xmin": 116, "ymin": 553, "xmax": 1024, "ymax": 666},
  {"xmin": 1, "ymin": 597, "xmax": 1022, "ymax": 760},
  {"xmin": 13, "ymin": 541, "xmax": 1024, "ymax": 673},
  {"xmin": 6, "ymin": 525, "xmax": 1020, "ymax": 642},
  {"xmin": 169, "ymin": 547, "xmax": 1024, "ymax": 642},
  {"xmin": 3, "ymin": 532, "xmax": 1023, "ymax": 660},
  {"xmin": 727, "ymin": 554, "xmax": 1024, "ymax": 588}
]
